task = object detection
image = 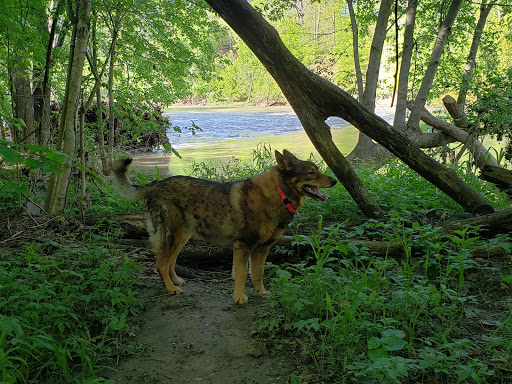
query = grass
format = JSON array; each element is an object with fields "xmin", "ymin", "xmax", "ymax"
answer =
[{"xmin": 0, "ymin": 222, "xmax": 144, "ymax": 383}]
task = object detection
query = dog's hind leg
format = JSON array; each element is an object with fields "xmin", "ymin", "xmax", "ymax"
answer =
[
  {"xmin": 250, "ymin": 244, "xmax": 272, "ymax": 296},
  {"xmin": 153, "ymin": 228, "xmax": 191, "ymax": 295},
  {"xmin": 233, "ymin": 240, "xmax": 251, "ymax": 304}
]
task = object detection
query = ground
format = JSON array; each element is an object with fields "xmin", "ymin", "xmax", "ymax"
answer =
[{"xmin": 103, "ymin": 256, "xmax": 298, "ymax": 384}]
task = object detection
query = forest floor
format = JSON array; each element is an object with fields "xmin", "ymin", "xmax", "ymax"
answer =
[{"xmin": 103, "ymin": 251, "xmax": 300, "ymax": 384}]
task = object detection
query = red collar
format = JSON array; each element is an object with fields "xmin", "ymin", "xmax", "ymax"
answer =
[{"xmin": 274, "ymin": 181, "xmax": 298, "ymax": 214}]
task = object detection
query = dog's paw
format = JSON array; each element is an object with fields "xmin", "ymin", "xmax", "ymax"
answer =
[
  {"xmin": 234, "ymin": 293, "xmax": 248, "ymax": 304},
  {"xmin": 172, "ymin": 277, "xmax": 185, "ymax": 286},
  {"xmin": 258, "ymin": 289, "xmax": 271, "ymax": 296},
  {"xmin": 166, "ymin": 286, "xmax": 183, "ymax": 295}
]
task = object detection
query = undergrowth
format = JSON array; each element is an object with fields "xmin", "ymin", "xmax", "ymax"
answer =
[
  {"xmin": 265, "ymin": 218, "xmax": 512, "ymax": 383},
  {"xmin": 0, "ymin": 222, "xmax": 144, "ymax": 383},
  {"xmin": 2, "ymin": 145, "xmax": 511, "ymax": 383}
]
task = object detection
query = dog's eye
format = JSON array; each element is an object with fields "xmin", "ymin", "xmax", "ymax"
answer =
[{"xmin": 307, "ymin": 169, "xmax": 316, "ymax": 175}]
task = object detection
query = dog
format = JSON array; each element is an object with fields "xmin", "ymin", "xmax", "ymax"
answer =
[{"xmin": 112, "ymin": 150, "xmax": 337, "ymax": 303}]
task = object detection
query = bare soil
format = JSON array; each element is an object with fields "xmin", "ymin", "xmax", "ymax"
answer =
[{"xmin": 103, "ymin": 259, "xmax": 298, "ymax": 384}]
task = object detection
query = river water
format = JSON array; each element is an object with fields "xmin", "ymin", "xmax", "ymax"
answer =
[{"xmin": 133, "ymin": 105, "xmax": 395, "ymax": 175}]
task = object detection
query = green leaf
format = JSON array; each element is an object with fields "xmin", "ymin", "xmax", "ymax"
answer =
[
  {"xmin": 0, "ymin": 315, "xmax": 25, "ymax": 338},
  {"xmin": 368, "ymin": 346, "xmax": 388, "ymax": 361},
  {"xmin": 275, "ymin": 269, "xmax": 292, "ymax": 280},
  {"xmin": 0, "ymin": 144, "xmax": 23, "ymax": 163},
  {"xmin": 368, "ymin": 336, "xmax": 382, "ymax": 349},
  {"xmin": 381, "ymin": 329, "xmax": 407, "ymax": 351}
]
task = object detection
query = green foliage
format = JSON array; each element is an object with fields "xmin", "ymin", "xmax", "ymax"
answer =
[
  {"xmin": 102, "ymin": 0, "xmax": 219, "ymax": 108},
  {"xmin": 238, "ymin": 156, "xmax": 511, "ymax": 383},
  {"xmin": 187, "ymin": 143, "xmax": 277, "ymax": 181},
  {"xmin": 0, "ymin": 226, "xmax": 144, "ymax": 383},
  {"xmin": 0, "ymin": 140, "xmax": 68, "ymax": 172},
  {"xmin": 266, "ymin": 218, "xmax": 509, "ymax": 383},
  {"xmin": 0, "ymin": 140, "xmax": 71, "ymax": 213},
  {"xmin": 467, "ymin": 67, "xmax": 512, "ymax": 152}
]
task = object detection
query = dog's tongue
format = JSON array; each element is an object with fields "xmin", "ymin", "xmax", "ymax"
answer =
[{"xmin": 304, "ymin": 185, "xmax": 328, "ymax": 200}]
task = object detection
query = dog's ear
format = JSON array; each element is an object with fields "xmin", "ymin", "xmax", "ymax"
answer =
[
  {"xmin": 275, "ymin": 150, "xmax": 293, "ymax": 171},
  {"xmin": 282, "ymin": 149, "xmax": 298, "ymax": 160}
]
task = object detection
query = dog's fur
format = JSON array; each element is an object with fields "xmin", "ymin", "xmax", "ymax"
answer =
[{"xmin": 112, "ymin": 150, "xmax": 337, "ymax": 303}]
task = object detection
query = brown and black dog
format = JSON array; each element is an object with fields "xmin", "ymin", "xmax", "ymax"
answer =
[{"xmin": 112, "ymin": 150, "xmax": 337, "ymax": 303}]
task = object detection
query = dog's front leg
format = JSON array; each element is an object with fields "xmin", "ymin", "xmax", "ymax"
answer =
[
  {"xmin": 232, "ymin": 240, "xmax": 251, "ymax": 304},
  {"xmin": 250, "ymin": 244, "xmax": 272, "ymax": 296}
]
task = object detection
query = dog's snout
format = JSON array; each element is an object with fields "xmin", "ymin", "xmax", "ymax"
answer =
[{"xmin": 329, "ymin": 177, "xmax": 338, "ymax": 186}]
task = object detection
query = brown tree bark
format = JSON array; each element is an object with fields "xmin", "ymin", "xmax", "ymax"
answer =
[
  {"xmin": 393, "ymin": 0, "xmax": 418, "ymax": 133},
  {"xmin": 407, "ymin": 0, "xmax": 464, "ymax": 132},
  {"xmin": 413, "ymin": 98, "xmax": 497, "ymax": 169},
  {"xmin": 346, "ymin": 0, "xmax": 363, "ymax": 101},
  {"xmin": 479, "ymin": 165, "xmax": 512, "ymax": 200},
  {"xmin": 204, "ymin": 0, "xmax": 489, "ymax": 213},
  {"xmin": 9, "ymin": 66, "xmax": 35, "ymax": 144},
  {"xmin": 347, "ymin": 0, "xmax": 393, "ymax": 162},
  {"xmin": 45, "ymin": 0, "xmax": 91, "ymax": 214},
  {"xmin": 457, "ymin": 2, "xmax": 495, "ymax": 108}
]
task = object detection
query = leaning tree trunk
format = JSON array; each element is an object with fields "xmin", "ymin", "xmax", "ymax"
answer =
[
  {"xmin": 105, "ymin": 24, "xmax": 119, "ymax": 175},
  {"xmin": 45, "ymin": 0, "xmax": 91, "ymax": 215},
  {"xmin": 204, "ymin": 0, "xmax": 489, "ymax": 213}
]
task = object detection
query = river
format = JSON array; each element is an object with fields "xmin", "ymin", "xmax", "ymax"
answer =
[{"xmin": 132, "ymin": 105, "xmax": 395, "ymax": 175}]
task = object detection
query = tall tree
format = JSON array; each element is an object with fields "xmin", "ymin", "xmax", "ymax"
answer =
[
  {"xmin": 457, "ymin": 1, "xmax": 496, "ymax": 108},
  {"xmin": 45, "ymin": 0, "xmax": 91, "ymax": 214},
  {"xmin": 393, "ymin": 0, "xmax": 418, "ymax": 133},
  {"xmin": 407, "ymin": 0, "xmax": 464, "ymax": 132},
  {"xmin": 346, "ymin": 0, "xmax": 364, "ymax": 101},
  {"xmin": 347, "ymin": 0, "xmax": 393, "ymax": 162}
]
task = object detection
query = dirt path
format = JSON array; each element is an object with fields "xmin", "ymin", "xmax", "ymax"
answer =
[{"xmin": 104, "ymin": 265, "xmax": 298, "ymax": 384}]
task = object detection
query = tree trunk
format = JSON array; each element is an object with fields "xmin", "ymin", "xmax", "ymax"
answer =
[
  {"xmin": 347, "ymin": 0, "xmax": 393, "ymax": 162},
  {"xmin": 88, "ymin": 14, "xmax": 118, "ymax": 174},
  {"xmin": 457, "ymin": 2, "xmax": 495, "ymax": 108},
  {"xmin": 45, "ymin": 0, "xmax": 91, "ymax": 215},
  {"xmin": 407, "ymin": 0, "xmax": 464, "ymax": 132},
  {"xmin": 204, "ymin": 0, "xmax": 489, "ymax": 213},
  {"xmin": 393, "ymin": 0, "xmax": 418, "ymax": 133},
  {"xmin": 479, "ymin": 165, "xmax": 512, "ymax": 200},
  {"xmin": 9, "ymin": 65, "xmax": 35, "ymax": 144},
  {"xmin": 346, "ymin": 0, "xmax": 363, "ymax": 101},
  {"xmin": 106, "ymin": 37, "xmax": 117, "ymax": 175},
  {"xmin": 34, "ymin": 1, "xmax": 62, "ymax": 146}
]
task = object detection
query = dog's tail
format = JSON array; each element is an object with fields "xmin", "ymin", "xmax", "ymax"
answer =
[{"xmin": 112, "ymin": 158, "xmax": 145, "ymax": 202}]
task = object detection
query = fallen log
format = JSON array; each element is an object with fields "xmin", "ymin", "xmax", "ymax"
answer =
[
  {"xmin": 114, "ymin": 234, "xmax": 508, "ymax": 266},
  {"xmin": 86, "ymin": 210, "xmax": 512, "ymax": 263},
  {"xmin": 440, "ymin": 206, "xmax": 512, "ymax": 235},
  {"xmin": 479, "ymin": 165, "xmax": 512, "ymax": 201}
]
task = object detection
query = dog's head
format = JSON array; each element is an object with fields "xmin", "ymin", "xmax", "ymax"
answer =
[{"xmin": 275, "ymin": 150, "xmax": 337, "ymax": 201}]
